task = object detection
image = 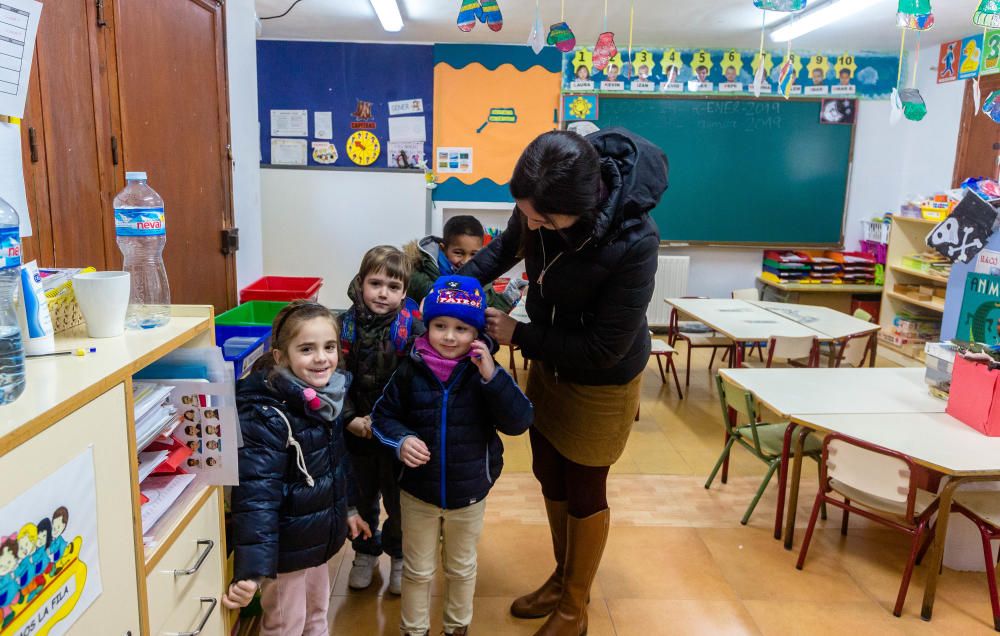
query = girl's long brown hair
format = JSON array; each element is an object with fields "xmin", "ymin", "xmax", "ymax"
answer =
[{"xmin": 251, "ymin": 300, "xmax": 341, "ymax": 375}]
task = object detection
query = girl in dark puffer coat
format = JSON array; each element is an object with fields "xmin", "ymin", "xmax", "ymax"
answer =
[{"xmin": 222, "ymin": 301, "xmax": 371, "ymax": 636}]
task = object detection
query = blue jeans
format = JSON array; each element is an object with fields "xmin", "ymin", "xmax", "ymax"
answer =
[{"xmin": 350, "ymin": 450, "xmax": 403, "ymax": 558}]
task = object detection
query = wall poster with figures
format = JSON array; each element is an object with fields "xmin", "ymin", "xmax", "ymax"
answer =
[{"xmin": 0, "ymin": 450, "xmax": 102, "ymax": 636}]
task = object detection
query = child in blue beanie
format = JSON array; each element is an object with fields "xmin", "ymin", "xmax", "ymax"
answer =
[{"xmin": 372, "ymin": 275, "xmax": 533, "ymax": 636}]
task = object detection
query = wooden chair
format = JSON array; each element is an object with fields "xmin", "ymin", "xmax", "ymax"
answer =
[
  {"xmin": 833, "ymin": 333, "xmax": 874, "ymax": 368},
  {"xmin": 668, "ymin": 302, "xmax": 732, "ymax": 387},
  {"xmin": 650, "ymin": 333, "xmax": 683, "ymax": 398},
  {"xmin": 950, "ymin": 492, "xmax": 1000, "ymax": 631},
  {"xmin": 823, "ymin": 308, "xmax": 875, "ymax": 367},
  {"xmin": 506, "ymin": 344, "xmax": 529, "ymax": 382},
  {"xmin": 723, "ymin": 288, "xmax": 765, "ymax": 364},
  {"xmin": 742, "ymin": 335, "xmax": 820, "ymax": 369},
  {"xmin": 797, "ymin": 434, "xmax": 940, "ymax": 618},
  {"xmin": 705, "ymin": 374, "xmax": 823, "ymax": 525}
]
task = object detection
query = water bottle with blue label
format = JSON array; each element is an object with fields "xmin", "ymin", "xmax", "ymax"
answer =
[
  {"xmin": 114, "ymin": 171, "xmax": 170, "ymax": 328},
  {"xmin": 0, "ymin": 195, "xmax": 24, "ymax": 404}
]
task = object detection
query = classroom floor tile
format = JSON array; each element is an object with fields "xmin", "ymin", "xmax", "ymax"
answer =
[{"xmin": 308, "ymin": 344, "xmax": 1000, "ymax": 634}]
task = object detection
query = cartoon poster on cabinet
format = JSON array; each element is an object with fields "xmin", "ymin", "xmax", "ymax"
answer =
[{"xmin": 0, "ymin": 450, "xmax": 102, "ymax": 636}]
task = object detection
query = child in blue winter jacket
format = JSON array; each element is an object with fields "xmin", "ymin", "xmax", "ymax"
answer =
[{"xmin": 372, "ymin": 275, "xmax": 533, "ymax": 636}]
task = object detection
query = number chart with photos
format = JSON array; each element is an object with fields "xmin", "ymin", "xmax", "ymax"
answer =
[
  {"xmin": 561, "ymin": 47, "xmax": 899, "ymax": 100},
  {"xmin": 168, "ymin": 382, "xmax": 239, "ymax": 485}
]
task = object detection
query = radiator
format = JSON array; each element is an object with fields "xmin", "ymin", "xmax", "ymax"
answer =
[{"xmin": 647, "ymin": 255, "xmax": 690, "ymax": 327}]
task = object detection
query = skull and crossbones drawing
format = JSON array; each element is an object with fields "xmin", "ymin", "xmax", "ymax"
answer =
[{"xmin": 929, "ymin": 217, "xmax": 984, "ymax": 263}]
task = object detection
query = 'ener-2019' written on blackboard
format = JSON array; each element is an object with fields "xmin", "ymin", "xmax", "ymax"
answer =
[{"xmin": 590, "ymin": 97, "xmax": 854, "ymax": 246}]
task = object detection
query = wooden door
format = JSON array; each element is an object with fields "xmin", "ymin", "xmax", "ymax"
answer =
[
  {"xmin": 953, "ymin": 75, "xmax": 1000, "ymax": 186},
  {"xmin": 111, "ymin": 0, "xmax": 236, "ymax": 311},
  {"xmin": 19, "ymin": 58, "xmax": 53, "ymax": 266},
  {"xmin": 25, "ymin": 0, "xmax": 117, "ymax": 269}
]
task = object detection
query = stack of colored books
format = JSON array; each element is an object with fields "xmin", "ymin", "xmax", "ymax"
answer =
[{"xmin": 760, "ymin": 251, "xmax": 878, "ymax": 285}]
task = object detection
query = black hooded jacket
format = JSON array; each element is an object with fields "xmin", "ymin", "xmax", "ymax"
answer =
[
  {"xmin": 230, "ymin": 369, "xmax": 355, "ymax": 581},
  {"xmin": 461, "ymin": 128, "xmax": 668, "ymax": 386}
]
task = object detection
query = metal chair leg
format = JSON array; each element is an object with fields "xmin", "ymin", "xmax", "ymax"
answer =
[
  {"xmin": 742, "ymin": 460, "xmax": 780, "ymax": 525},
  {"xmin": 705, "ymin": 437, "xmax": 736, "ymax": 490}
]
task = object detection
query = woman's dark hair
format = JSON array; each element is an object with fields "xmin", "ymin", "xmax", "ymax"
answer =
[
  {"xmin": 510, "ymin": 131, "xmax": 603, "ymax": 255},
  {"xmin": 510, "ymin": 131, "xmax": 602, "ymax": 219}
]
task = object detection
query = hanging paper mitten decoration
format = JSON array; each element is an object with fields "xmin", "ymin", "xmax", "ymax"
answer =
[
  {"xmin": 548, "ymin": 22, "xmax": 576, "ymax": 53},
  {"xmin": 527, "ymin": 2, "xmax": 544, "ymax": 54},
  {"xmin": 479, "ymin": 0, "xmax": 503, "ymax": 31},
  {"xmin": 592, "ymin": 32, "xmax": 618, "ymax": 71},
  {"xmin": 753, "ymin": 0, "xmax": 806, "ymax": 10},
  {"xmin": 897, "ymin": 0, "xmax": 934, "ymax": 30},
  {"xmin": 457, "ymin": 0, "xmax": 483, "ymax": 31},
  {"xmin": 890, "ymin": 88, "xmax": 904, "ymax": 125},
  {"xmin": 899, "ymin": 88, "xmax": 928, "ymax": 121},
  {"xmin": 984, "ymin": 90, "xmax": 1000, "ymax": 122},
  {"xmin": 975, "ymin": 0, "xmax": 1000, "ymax": 28}
]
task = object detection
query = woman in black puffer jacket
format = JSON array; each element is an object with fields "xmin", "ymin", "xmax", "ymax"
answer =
[{"xmin": 461, "ymin": 128, "xmax": 668, "ymax": 636}]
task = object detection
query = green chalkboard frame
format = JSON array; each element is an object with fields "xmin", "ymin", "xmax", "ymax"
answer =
[{"xmin": 570, "ymin": 94, "xmax": 857, "ymax": 247}]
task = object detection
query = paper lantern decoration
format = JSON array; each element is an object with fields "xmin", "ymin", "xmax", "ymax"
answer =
[
  {"xmin": 753, "ymin": 0, "xmax": 806, "ymax": 10},
  {"xmin": 897, "ymin": 0, "xmax": 934, "ymax": 30},
  {"xmin": 984, "ymin": 90, "xmax": 1000, "ymax": 122},
  {"xmin": 975, "ymin": 0, "xmax": 1000, "ymax": 28}
]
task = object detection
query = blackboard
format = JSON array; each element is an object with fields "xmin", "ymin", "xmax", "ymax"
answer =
[{"xmin": 592, "ymin": 96, "xmax": 855, "ymax": 245}]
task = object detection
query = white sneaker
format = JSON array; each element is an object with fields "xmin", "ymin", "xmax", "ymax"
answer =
[
  {"xmin": 388, "ymin": 557, "xmax": 403, "ymax": 595},
  {"xmin": 348, "ymin": 553, "xmax": 379, "ymax": 590}
]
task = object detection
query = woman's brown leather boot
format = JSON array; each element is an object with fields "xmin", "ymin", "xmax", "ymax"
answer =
[
  {"xmin": 511, "ymin": 498, "xmax": 568, "ymax": 618},
  {"xmin": 532, "ymin": 509, "xmax": 610, "ymax": 636}
]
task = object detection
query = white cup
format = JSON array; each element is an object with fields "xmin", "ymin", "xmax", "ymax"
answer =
[{"xmin": 72, "ymin": 271, "xmax": 131, "ymax": 338}]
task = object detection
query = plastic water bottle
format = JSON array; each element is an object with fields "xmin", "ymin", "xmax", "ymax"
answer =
[
  {"xmin": 0, "ymin": 195, "xmax": 24, "ymax": 404},
  {"xmin": 114, "ymin": 171, "xmax": 170, "ymax": 328}
]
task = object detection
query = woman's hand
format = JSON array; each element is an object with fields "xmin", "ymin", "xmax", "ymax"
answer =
[
  {"xmin": 347, "ymin": 514, "xmax": 372, "ymax": 540},
  {"xmin": 400, "ymin": 436, "xmax": 431, "ymax": 467},
  {"xmin": 222, "ymin": 580, "xmax": 258, "ymax": 610},
  {"xmin": 485, "ymin": 308, "xmax": 517, "ymax": 345},
  {"xmin": 346, "ymin": 416, "xmax": 372, "ymax": 439},
  {"xmin": 469, "ymin": 340, "xmax": 496, "ymax": 381}
]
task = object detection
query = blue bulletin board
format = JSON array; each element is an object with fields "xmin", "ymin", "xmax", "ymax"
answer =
[{"xmin": 256, "ymin": 41, "xmax": 434, "ymax": 168}]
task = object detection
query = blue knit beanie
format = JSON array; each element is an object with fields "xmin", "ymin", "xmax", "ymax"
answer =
[{"xmin": 422, "ymin": 275, "xmax": 486, "ymax": 332}]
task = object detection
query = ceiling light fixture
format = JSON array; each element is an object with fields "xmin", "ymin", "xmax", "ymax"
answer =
[
  {"xmin": 370, "ymin": 0, "xmax": 404, "ymax": 32},
  {"xmin": 770, "ymin": 0, "xmax": 885, "ymax": 42}
]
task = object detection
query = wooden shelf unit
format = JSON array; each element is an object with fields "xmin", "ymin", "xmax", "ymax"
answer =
[{"xmin": 879, "ymin": 215, "xmax": 948, "ymax": 365}]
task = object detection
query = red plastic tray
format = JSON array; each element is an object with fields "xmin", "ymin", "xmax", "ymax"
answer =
[{"xmin": 239, "ymin": 276, "xmax": 323, "ymax": 303}]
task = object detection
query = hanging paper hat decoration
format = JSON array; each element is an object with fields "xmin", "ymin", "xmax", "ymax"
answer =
[
  {"xmin": 527, "ymin": 0, "xmax": 544, "ymax": 54},
  {"xmin": 974, "ymin": 0, "xmax": 1000, "ymax": 28},
  {"xmin": 753, "ymin": 0, "xmax": 806, "ymax": 10},
  {"xmin": 897, "ymin": 0, "xmax": 934, "ymax": 30}
]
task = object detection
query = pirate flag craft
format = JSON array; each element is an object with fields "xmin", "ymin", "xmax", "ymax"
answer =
[{"xmin": 926, "ymin": 191, "xmax": 999, "ymax": 264}]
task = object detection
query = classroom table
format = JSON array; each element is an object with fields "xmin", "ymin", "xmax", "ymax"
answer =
[
  {"xmin": 718, "ymin": 367, "xmax": 947, "ymax": 548},
  {"xmin": 786, "ymin": 411, "xmax": 1000, "ymax": 621},
  {"xmin": 664, "ymin": 298, "xmax": 878, "ymax": 367}
]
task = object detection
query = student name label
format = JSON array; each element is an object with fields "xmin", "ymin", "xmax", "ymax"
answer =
[
  {"xmin": 659, "ymin": 82, "xmax": 684, "ymax": 92},
  {"xmin": 805, "ymin": 85, "xmax": 830, "ymax": 95},
  {"xmin": 719, "ymin": 82, "xmax": 743, "ymax": 92},
  {"xmin": 831, "ymin": 85, "xmax": 857, "ymax": 95},
  {"xmin": 570, "ymin": 80, "xmax": 595, "ymax": 91},
  {"xmin": 114, "ymin": 207, "xmax": 166, "ymax": 237},
  {"xmin": 600, "ymin": 81, "xmax": 625, "ymax": 91},
  {"xmin": 631, "ymin": 80, "xmax": 655, "ymax": 92},
  {"xmin": 688, "ymin": 81, "xmax": 715, "ymax": 92}
]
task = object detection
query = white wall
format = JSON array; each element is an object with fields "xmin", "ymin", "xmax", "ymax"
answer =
[
  {"xmin": 226, "ymin": 4, "xmax": 264, "ymax": 291},
  {"xmin": 260, "ymin": 168, "xmax": 427, "ymax": 309}
]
